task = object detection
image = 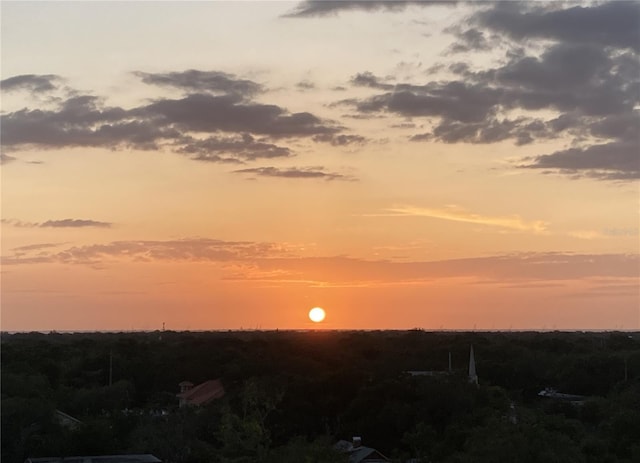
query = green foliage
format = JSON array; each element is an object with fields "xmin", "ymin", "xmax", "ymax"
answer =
[
  {"xmin": 129, "ymin": 408, "xmax": 216, "ymax": 463},
  {"xmin": 459, "ymin": 416, "xmax": 586, "ymax": 463},
  {"xmin": 267, "ymin": 436, "xmax": 348, "ymax": 463},
  {"xmin": 2, "ymin": 330, "xmax": 640, "ymax": 462},
  {"xmin": 1, "ymin": 397, "xmax": 56, "ymax": 461}
]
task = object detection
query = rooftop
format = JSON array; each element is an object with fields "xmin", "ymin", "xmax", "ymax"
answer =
[
  {"xmin": 25, "ymin": 455, "xmax": 161, "ymax": 463},
  {"xmin": 177, "ymin": 379, "xmax": 225, "ymax": 406}
]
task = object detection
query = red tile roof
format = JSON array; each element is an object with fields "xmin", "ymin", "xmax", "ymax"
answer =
[{"xmin": 177, "ymin": 379, "xmax": 225, "ymax": 406}]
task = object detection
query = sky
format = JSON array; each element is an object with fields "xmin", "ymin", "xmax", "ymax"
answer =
[{"xmin": 1, "ymin": 0, "xmax": 639, "ymax": 331}]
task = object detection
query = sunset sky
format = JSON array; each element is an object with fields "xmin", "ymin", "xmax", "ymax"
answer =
[{"xmin": 1, "ymin": 1, "xmax": 639, "ymax": 331}]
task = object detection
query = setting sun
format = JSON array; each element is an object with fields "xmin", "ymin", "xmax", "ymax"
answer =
[
  {"xmin": 0, "ymin": 1, "xmax": 637, "ymax": 334},
  {"xmin": 308, "ymin": 307, "xmax": 326, "ymax": 323}
]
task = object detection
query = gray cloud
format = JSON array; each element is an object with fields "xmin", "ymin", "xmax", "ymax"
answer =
[
  {"xmin": 284, "ymin": 0, "xmax": 454, "ymax": 17},
  {"xmin": 589, "ymin": 111, "xmax": 640, "ymax": 141},
  {"xmin": 296, "ymin": 80, "xmax": 316, "ymax": 90},
  {"xmin": 0, "ymin": 74, "xmax": 62, "ymax": 93},
  {"xmin": 134, "ymin": 70, "xmax": 263, "ymax": 98},
  {"xmin": 176, "ymin": 133, "xmax": 292, "ymax": 162},
  {"xmin": 1, "ymin": 70, "xmax": 347, "ymax": 164},
  {"xmin": 1, "ymin": 93, "xmax": 337, "ymax": 152},
  {"xmin": 40, "ymin": 219, "xmax": 112, "ymax": 228},
  {"xmin": 520, "ymin": 140, "xmax": 640, "ymax": 181},
  {"xmin": 343, "ymin": 83, "xmax": 502, "ymax": 123},
  {"xmin": 232, "ymin": 166, "xmax": 352, "ymax": 181},
  {"xmin": 476, "ymin": 1, "xmax": 640, "ymax": 52},
  {"xmin": 447, "ymin": 28, "xmax": 494, "ymax": 53},
  {"xmin": 520, "ymin": 110, "xmax": 640, "ymax": 180},
  {"xmin": 491, "ymin": 44, "xmax": 638, "ymax": 117},
  {"xmin": 340, "ymin": 1, "xmax": 640, "ymax": 181},
  {"xmin": 312, "ymin": 133, "xmax": 367, "ymax": 146},
  {"xmin": 139, "ymin": 93, "xmax": 339, "ymax": 138},
  {"xmin": 350, "ymin": 72, "xmax": 394, "ymax": 90},
  {"xmin": 346, "ymin": 41, "xmax": 637, "ymax": 126},
  {"xmin": 414, "ymin": 117, "xmax": 557, "ymax": 146},
  {"xmin": 0, "ymin": 95, "xmax": 169, "ymax": 150}
]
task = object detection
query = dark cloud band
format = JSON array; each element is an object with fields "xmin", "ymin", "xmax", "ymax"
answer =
[
  {"xmin": 1, "ymin": 71, "xmax": 345, "ymax": 165},
  {"xmin": 338, "ymin": 2, "xmax": 640, "ymax": 181}
]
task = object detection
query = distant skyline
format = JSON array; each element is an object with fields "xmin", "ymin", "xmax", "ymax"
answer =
[{"xmin": 1, "ymin": 1, "xmax": 639, "ymax": 331}]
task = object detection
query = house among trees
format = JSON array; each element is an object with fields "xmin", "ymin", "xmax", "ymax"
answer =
[
  {"xmin": 54, "ymin": 409, "xmax": 83, "ymax": 430},
  {"xmin": 335, "ymin": 437, "xmax": 391, "ymax": 463},
  {"xmin": 538, "ymin": 387, "xmax": 586, "ymax": 404},
  {"xmin": 177, "ymin": 379, "xmax": 225, "ymax": 407},
  {"xmin": 25, "ymin": 455, "xmax": 161, "ymax": 463}
]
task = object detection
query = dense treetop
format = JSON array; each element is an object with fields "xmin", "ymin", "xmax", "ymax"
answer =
[{"xmin": 3, "ymin": 330, "xmax": 640, "ymax": 462}]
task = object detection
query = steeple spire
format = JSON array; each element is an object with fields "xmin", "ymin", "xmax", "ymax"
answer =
[{"xmin": 468, "ymin": 345, "xmax": 478, "ymax": 385}]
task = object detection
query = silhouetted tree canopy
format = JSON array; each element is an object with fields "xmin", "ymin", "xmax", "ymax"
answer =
[{"xmin": 2, "ymin": 330, "xmax": 639, "ymax": 462}]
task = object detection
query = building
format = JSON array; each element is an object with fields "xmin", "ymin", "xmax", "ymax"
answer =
[
  {"xmin": 538, "ymin": 387, "xmax": 586, "ymax": 404},
  {"xmin": 177, "ymin": 379, "xmax": 225, "ymax": 407},
  {"xmin": 25, "ymin": 455, "xmax": 161, "ymax": 463},
  {"xmin": 468, "ymin": 344, "xmax": 478, "ymax": 385},
  {"xmin": 54, "ymin": 410, "xmax": 83, "ymax": 430},
  {"xmin": 335, "ymin": 437, "xmax": 391, "ymax": 463}
]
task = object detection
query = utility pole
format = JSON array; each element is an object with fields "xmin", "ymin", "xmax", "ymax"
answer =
[{"xmin": 109, "ymin": 350, "xmax": 113, "ymax": 387}]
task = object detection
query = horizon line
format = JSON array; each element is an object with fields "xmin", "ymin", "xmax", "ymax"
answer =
[{"xmin": 2, "ymin": 328, "xmax": 639, "ymax": 335}]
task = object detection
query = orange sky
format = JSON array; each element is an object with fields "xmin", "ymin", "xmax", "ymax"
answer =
[{"xmin": 1, "ymin": 1, "xmax": 639, "ymax": 331}]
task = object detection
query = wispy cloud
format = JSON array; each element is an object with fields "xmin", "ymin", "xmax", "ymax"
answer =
[
  {"xmin": 568, "ymin": 230, "xmax": 604, "ymax": 240},
  {"xmin": 2, "ymin": 218, "xmax": 112, "ymax": 228},
  {"xmin": 232, "ymin": 166, "xmax": 355, "ymax": 181},
  {"xmin": 2, "ymin": 238, "xmax": 637, "ymax": 289},
  {"xmin": 283, "ymin": 1, "xmax": 451, "ymax": 18},
  {"xmin": 40, "ymin": 219, "xmax": 112, "ymax": 228},
  {"xmin": 1, "ymin": 238, "xmax": 295, "ymax": 266},
  {"xmin": 0, "ymin": 154, "xmax": 17, "ymax": 164},
  {"xmin": 0, "ymin": 74, "xmax": 63, "ymax": 93},
  {"xmin": 230, "ymin": 253, "xmax": 640, "ymax": 287},
  {"xmin": 12, "ymin": 243, "xmax": 62, "ymax": 252},
  {"xmin": 371, "ymin": 205, "xmax": 548, "ymax": 233},
  {"xmin": 312, "ymin": 133, "xmax": 367, "ymax": 146}
]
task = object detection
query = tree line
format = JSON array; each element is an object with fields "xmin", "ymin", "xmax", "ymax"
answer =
[{"xmin": 2, "ymin": 330, "xmax": 640, "ymax": 462}]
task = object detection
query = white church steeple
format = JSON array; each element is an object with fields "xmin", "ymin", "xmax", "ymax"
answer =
[{"xmin": 468, "ymin": 344, "xmax": 478, "ymax": 385}]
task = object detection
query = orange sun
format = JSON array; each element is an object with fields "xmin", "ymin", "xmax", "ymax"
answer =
[{"xmin": 308, "ymin": 307, "xmax": 326, "ymax": 323}]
